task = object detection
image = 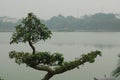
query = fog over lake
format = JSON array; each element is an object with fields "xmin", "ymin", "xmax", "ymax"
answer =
[{"xmin": 0, "ymin": 32, "xmax": 120, "ymax": 80}]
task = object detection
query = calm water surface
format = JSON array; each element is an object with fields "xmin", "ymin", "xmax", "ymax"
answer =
[{"xmin": 0, "ymin": 32, "xmax": 120, "ymax": 80}]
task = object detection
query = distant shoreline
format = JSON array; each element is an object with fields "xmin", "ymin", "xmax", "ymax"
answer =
[
  {"xmin": 0, "ymin": 31, "xmax": 120, "ymax": 32},
  {"xmin": 1, "ymin": 13, "xmax": 120, "ymax": 33}
]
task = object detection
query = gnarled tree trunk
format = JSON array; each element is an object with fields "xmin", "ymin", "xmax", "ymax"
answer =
[
  {"xmin": 41, "ymin": 72, "xmax": 53, "ymax": 80},
  {"xmin": 28, "ymin": 40, "xmax": 35, "ymax": 54}
]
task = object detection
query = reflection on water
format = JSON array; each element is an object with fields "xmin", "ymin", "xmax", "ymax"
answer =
[{"xmin": 0, "ymin": 32, "xmax": 120, "ymax": 80}]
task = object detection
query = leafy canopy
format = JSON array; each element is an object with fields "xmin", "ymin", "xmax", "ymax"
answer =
[
  {"xmin": 9, "ymin": 51, "xmax": 101, "ymax": 67},
  {"xmin": 9, "ymin": 51, "xmax": 64, "ymax": 66},
  {"xmin": 112, "ymin": 54, "xmax": 120, "ymax": 77},
  {"xmin": 10, "ymin": 13, "xmax": 52, "ymax": 44}
]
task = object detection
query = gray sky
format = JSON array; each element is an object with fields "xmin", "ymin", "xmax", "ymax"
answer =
[{"xmin": 0, "ymin": 0, "xmax": 120, "ymax": 19}]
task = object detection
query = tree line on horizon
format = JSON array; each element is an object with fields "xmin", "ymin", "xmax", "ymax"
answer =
[{"xmin": 0, "ymin": 13, "xmax": 120, "ymax": 32}]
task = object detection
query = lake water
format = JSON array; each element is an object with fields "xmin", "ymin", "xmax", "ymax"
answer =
[{"xmin": 0, "ymin": 32, "xmax": 120, "ymax": 80}]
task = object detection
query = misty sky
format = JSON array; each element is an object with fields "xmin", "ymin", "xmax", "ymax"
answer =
[{"xmin": 0, "ymin": 0, "xmax": 120, "ymax": 19}]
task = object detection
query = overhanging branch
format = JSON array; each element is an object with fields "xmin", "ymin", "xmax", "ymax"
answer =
[{"xmin": 53, "ymin": 51, "xmax": 101, "ymax": 75}]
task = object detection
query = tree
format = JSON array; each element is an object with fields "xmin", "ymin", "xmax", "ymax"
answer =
[
  {"xmin": 0, "ymin": 77, "xmax": 4, "ymax": 80},
  {"xmin": 112, "ymin": 54, "xmax": 120, "ymax": 77},
  {"xmin": 9, "ymin": 13, "xmax": 101, "ymax": 80}
]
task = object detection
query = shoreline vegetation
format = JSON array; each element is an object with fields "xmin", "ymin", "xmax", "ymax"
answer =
[
  {"xmin": 0, "ymin": 30, "xmax": 120, "ymax": 32},
  {"xmin": 0, "ymin": 12, "xmax": 120, "ymax": 32}
]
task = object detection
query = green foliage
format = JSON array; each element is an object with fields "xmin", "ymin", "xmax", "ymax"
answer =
[
  {"xmin": 9, "ymin": 51, "xmax": 64, "ymax": 66},
  {"xmin": 81, "ymin": 51, "xmax": 101, "ymax": 63},
  {"xmin": 9, "ymin": 50, "xmax": 101, "ymax": 70},
  {"xmin": 54, "ymin": 51, "xmax": 101, "ymax": 73},
  {"xmin": 10, "ymin": 13, "xmax": 52, "ymax": 44},
  {"xmin": 1, "ymin": 13, "xmax": 120, "ymax": 32},
  {"xmin": 112, "ymin": 54, "xmax": 120, "ymax": 77},
  {"xmin": 0, "ymin": 77, "xmax": 4, "ymax": 80},
  {"xmin": 43, "ymin": 13, "xmax": 120, "ymax": 31},
  {"xmin": 9, "ymin": 13, "xmax": 102, "ymax": 80}
]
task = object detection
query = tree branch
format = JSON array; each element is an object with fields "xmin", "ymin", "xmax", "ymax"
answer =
[
  {"xmin": 9, "ymin": 50, "xmax": 101, "ymax": 80},
  {"xmin": 53, "ymin": 51, "xmax": 101, "ymax": 75},
  {"xmin": 53, "ymin": 58, "xmax": 86, "ymax": 74},
  {"xmin": 30, "ymin": 65, "xmax": 54, "ymax": 80},
  {"xmin": 30, "ymin": 65, "xmax": 53, "ymax": 73},
  {"xmin": 41, "ymin": 72, "xmax": 53, "ymax": 80}
]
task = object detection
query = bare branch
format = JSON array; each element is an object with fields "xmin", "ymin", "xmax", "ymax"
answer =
[
  {"xmin": 30, "ymin": 65, "xmax": 53, "ymax": 73},
  {"xmin": 41, "ymin": 72, "xmax": 53, "ymax": 80},
  {"xmin": 28, "ymin": 40, "xmax": 35, "ymax": 54}
]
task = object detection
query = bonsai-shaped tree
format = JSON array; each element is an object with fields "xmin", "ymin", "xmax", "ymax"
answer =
[{"xmin": 9, "ymin": 13, "xmax": 101, "ymax": 80}]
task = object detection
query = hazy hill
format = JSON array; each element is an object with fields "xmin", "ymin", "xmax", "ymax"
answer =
[
  {"xmin": 0, "ymin": 16, "xmax": 18, "ymax": 32},
  {"xmin": 0, "ymin": 13, "xmax": 120, "ymax": 32}
]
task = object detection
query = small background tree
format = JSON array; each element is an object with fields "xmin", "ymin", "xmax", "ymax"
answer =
[
  {"xmin": 0, "ymin": 77, "xmax": 4, "ymax": 80},
  {"xmin": 9, "ymin": 13, "xmax": 101, "ymax": 80},
  {"xmin": 112, "ymin": 54, "xmax": 120, "ymax": 78}
]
